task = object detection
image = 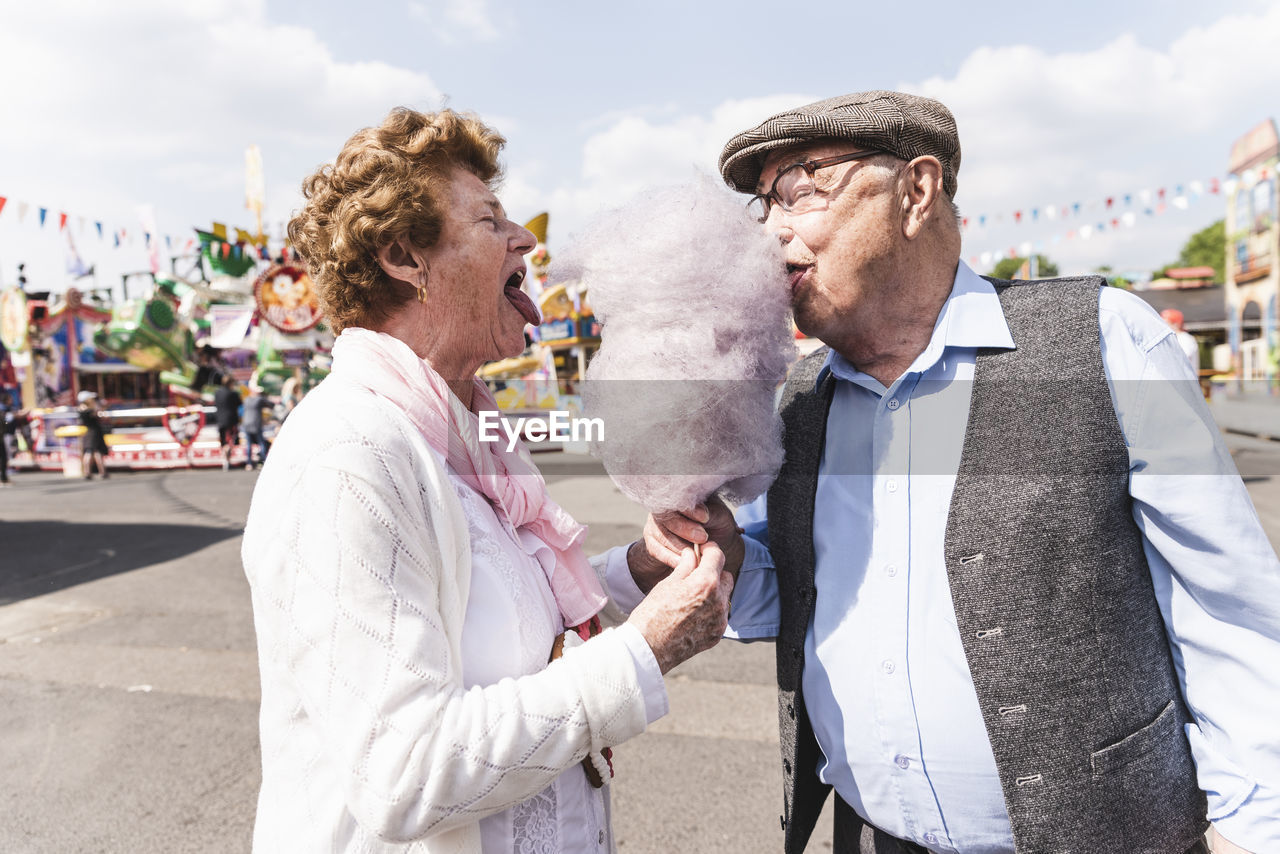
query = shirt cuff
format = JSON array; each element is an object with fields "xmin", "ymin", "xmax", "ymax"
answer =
[
  {"xmin": 724, "ymin": 537, "xmax": 779, "ymax": 641},
  {"xmin": 1186, "ymin": 723, "xmax": 1278, "ymax": 850},
  {"xmin": 615, "ymin": 622, "xmax": 668, "ymax": 725},
  {"xmin": 1210, "ymin": 785, "xmax": 1280, "ymax": 854},
  {"xmin": 740, "ymin": 533, "xmax": 774, "ymax": 573},
  {"xmin": 603, "ymin": 543, "xmax": 646, "ymax": 614}
]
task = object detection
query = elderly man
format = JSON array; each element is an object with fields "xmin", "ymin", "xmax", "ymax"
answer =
[{"xmin": 621, "ymin": 91, "xmax": 1279, "ymax": 854}]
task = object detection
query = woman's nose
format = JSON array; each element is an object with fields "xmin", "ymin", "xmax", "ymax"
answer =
[{"xmin": 513, "ymin": 224, "xmax": 537, "ymax": 253}]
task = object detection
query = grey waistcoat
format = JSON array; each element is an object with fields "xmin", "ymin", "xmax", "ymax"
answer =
[{"xmin": 768, "ymin": 277, "xmax": 1207, "ymax": 854}]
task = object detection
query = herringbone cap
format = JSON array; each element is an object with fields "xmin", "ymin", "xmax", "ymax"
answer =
[{"xmin": 719, "ymin": 90, "xmax": 961, "ymax": 198}]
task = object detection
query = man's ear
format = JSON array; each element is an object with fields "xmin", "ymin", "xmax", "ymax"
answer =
[
  {"xmin": 901, "ymin": 156, "xmax": 944, "ymax": 239},
  {"xmin": 375, "ymin": 237, "xmax": 426, "ymax": 285}
]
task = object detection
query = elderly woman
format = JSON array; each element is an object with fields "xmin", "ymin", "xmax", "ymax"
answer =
[{"xmin": 241, "ymin": 107, "xmax": 733, "ymax": 854}]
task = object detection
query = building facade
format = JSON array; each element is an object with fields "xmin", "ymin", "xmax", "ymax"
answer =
[{"xmin": 1225, "ymin": 119, "xmax": 1279, "ymax": 386}]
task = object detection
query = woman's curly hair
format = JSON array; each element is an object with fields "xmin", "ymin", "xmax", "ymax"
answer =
[{"xmin": 288, "ymin": 107, "xmax": 505, "ymax": 333}]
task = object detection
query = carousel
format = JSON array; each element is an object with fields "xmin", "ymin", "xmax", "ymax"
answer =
[{"xmin": 0, "ymin": 226, "xmax": 331, "ymax": 473}]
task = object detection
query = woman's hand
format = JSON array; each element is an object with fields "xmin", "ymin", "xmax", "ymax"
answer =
[{"xmin": 626, "ymin": 542, "xmax": 734, "ymax": 673}]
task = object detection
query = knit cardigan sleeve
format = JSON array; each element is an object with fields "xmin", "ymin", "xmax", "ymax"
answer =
[{"xmin": 243, "ymin": 390, "xmax": 650, "ymax": 845}]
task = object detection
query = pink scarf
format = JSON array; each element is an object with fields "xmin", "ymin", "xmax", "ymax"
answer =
[{"xmin": 330, "ymin": 328, "xmax": 608, "ymax": 627}]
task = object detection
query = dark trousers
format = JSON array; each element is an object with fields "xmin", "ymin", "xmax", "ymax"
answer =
[
  {"xmin": 832, "ymin": 795, "xmax": 1210, "ymax": 854},
  {"xmin": 243, "ymin": 429, "xmax": 268, "ymax": 465}
]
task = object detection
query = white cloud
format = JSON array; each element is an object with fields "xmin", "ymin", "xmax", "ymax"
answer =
[
  {"xmin": 536, "ymin": 94, "xmax": 816, "ymax": 242},
  {"xmin": 910, "ymin": 5, "xmax": 1280, "ymax": 274},
  {"xmin": 535, "ymin": 5, "xmax": 1280, "ymax": 275},
  {"xmin": 0, "ymin": 0, "xmax": 441, "ymax": 291},
  {"xmin": 8, "ymin": 3, "xmax": 1277, "ymax": 296},
  {"xmin": 408, "ymin": 0, "xmax": 500, "ymax": 43}
]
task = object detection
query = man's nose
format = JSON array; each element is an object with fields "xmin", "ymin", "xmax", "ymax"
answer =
[{"xmin": 764, "ymin": 206, "xmax": 795, "ymax": 244}]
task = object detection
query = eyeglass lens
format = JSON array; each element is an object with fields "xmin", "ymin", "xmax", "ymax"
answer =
[{"xmin": 747, "ymin": 163, "xmax": 825, "ymax": 221}]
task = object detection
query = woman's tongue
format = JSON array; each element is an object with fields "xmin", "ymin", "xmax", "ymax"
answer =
[{"xmin": 504, "ymin": 284, "xmax": 542, "ymax": 326}]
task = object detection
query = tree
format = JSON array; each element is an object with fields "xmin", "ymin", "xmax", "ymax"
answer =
[
  {"xmin": 1094, "ymin": 265, "xmax": 1131, "ymax": 290},
  {"xmin": 1155, "ymin": 219, "xmax": 1225, "ymax": 282},
  {"xmin": 990, "ymin": 254, "xmax": 1060, "ymax": 280}
]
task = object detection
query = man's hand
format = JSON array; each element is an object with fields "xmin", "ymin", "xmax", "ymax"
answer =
[
  {"xmin": 626, "ymin": 543, "xmax": 734, "ymax": 673},
  {"xmin": 631, "ymin": 497, "xmax": 745, "ymax": 592},
  {"xmin": 1210, "ymin": 828, "xmax": 1254, "ymax": 854}
]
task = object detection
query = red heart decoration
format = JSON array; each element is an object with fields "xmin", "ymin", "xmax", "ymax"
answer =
[{"xmin": 164, "ymin": 406, "xmax": 206, "ymax": 447}]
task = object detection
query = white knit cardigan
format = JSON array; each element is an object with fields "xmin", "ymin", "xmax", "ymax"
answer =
[{"xmin": 242, "ymin": 373, "xmax": 650, "ymax": 853}]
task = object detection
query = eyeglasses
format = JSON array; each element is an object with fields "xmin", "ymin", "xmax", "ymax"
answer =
[{"xmin": 747, "ymin": 149, "xmax": 881, "ymax": 223}]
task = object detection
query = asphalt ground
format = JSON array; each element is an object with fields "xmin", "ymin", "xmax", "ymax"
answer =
[{"xmin": 1, "ymin": 436, "xmax": 1278, "ymax": 854}]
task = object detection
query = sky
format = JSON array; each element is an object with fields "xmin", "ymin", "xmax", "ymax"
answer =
[{"xmin": 1, "ymin": 0, "xmax": 1278, "ymax": 298}]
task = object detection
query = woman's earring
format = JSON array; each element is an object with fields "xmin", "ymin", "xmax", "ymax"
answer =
[{"xmin": 416, "ymin": 268, "xmax": 429, "ymax": 304}]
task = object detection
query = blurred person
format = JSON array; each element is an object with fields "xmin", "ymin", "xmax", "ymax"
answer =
[
  {"xmin": 76, "ymin": 390, "xmax": 109, "ymax": 479},
  {"xmin": 1, "ymin": 390, "xmax": 13, "ymax": 485},
  {"xmin": 191, "ymin": 344, "xmax": 225, "ymax": 391},
  {"xmin": 630, "ymin": 91, "xmax": 1279, "ymax": 854},
  {"xmin": 213, "ymin": 373, "xmax": 242, "ymax": 471},
  {"xmin": 241, "ymin": 107, "xmax": 733, "ymax": 854},
  {"xmin": 240, "ymin": 382, "xmax": 269, "ymax": 471},
  {"xmin": 1161, "ymin": 309, "xmax": 1201, "ymax": 370},
  {"xmin": 276, "ymin": 374, "xmax": 302, "ymax": 422}
]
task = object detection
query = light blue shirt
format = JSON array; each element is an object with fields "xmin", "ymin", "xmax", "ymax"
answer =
[{"xmin": 727, "ymin": 262, "xmax": 1280, "ymax": 853}]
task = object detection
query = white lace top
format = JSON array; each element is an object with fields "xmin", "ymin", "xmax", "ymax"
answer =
[
  {"xmin": 242, "ymin": 373, "xmax": 666, "ymax": 853},
  {"xmin": 453, "ymin": 477, "xmax": 608, "ymax": 854}
]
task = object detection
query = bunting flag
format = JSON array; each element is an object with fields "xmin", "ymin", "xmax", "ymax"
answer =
[
  {"xmin": 95, "ymin": 221, "xmax": 103, "ymax": 238},
  {"xmin": 16, "ymin": 201, "xmax": 29, "ymax": 223},
  {"xmin": 64, "ymin": 228, "xmax": 90, "ymax": 278},
  {"xmin": 38, "ymin": 207, "xmax": 47, "ymax": 227},
  {"xmin": 59, "ymin": 212, "xmax": 67, "ymax": 231},
  {"xmin": 0, "ymin": 196, "xmax": 6, "ymax": 217}
]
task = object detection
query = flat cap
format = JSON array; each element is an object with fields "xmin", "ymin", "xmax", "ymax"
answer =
[{"xmin": 719, "ymin": 90, "xmax": 961, "ymax": 199}]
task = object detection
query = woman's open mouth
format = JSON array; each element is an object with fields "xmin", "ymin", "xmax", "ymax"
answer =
[{"xmin": 503, "ymin": 269, "xmax": 541, "ymax": 325}]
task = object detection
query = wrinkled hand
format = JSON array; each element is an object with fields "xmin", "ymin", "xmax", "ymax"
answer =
[
  {"xmin": 626, "ymin": 543, "xmax": 734, "ymax": 674},
  {"xmin": 639, "ymin": 496, "xmax": 745, "ymax": 580},
  {"xmin": 626, "ymin": 501, "xmax": 727, "ymax": 594},
  {"xmin": 1210, "ymin": 828, "xmax": 1253, "ymax": 854}
]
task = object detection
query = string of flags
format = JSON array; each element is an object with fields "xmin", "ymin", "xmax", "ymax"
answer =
[
  {"xmin": 0, "ymin": 192, "xmax": 202, "ymax": 256},
  {"xmin": 961, "ymin": 169, "xmax": 1268, "ymax": 269},
  {"xmin": 961, "ymin": 177, "xmax": 1226, "ymax": 231},
  {"xmin": 0, "ymin": 194, "xmax": 289, "ymax": 268}
]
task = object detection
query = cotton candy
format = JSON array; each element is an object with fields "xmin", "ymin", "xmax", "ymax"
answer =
[{"xmin": 550, "ymin": 175, "xmax": 795, "ymax": 513}]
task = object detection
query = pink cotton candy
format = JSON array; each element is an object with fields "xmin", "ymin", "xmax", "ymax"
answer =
[{"xmin": 551, "ymin": 176, "xmax": 795, "ymax": 513}]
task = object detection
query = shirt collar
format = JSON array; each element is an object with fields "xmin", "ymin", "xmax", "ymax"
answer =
[{"xmin": 817, "ymin": 261, "xmax": 1016, "ymax": 389}]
